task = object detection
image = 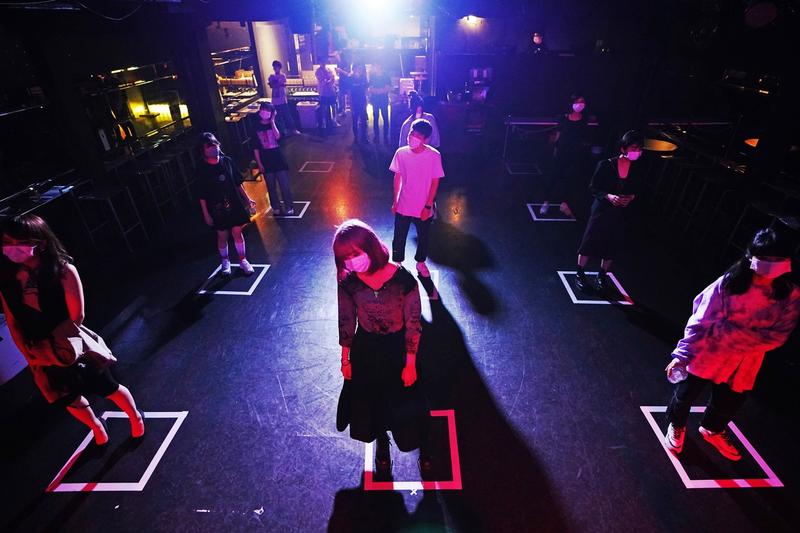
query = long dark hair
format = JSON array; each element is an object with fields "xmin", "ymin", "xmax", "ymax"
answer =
[
  {"xmin": 722, "ymin": 228, "xmax": 795, "ymax": 300},
  {"xmin": 1, "ymin": 214, "xmax": 72, "ymax": 282}
]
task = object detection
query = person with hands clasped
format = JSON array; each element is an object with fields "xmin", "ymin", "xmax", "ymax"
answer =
[
  {"xmin": 389, "ymin": 119, "xmax": 445, "ymax": 279},
  {"xmin": 333, "ymin": 220, "xmax": 431, "ymax": 477},
  {"xmin": 664, "ymin": 229, "xmax": 800, "ymax": 461},
  {"xmin": 196, "ymin": 132, "xmax": 256, "ymax": 276},
  {"xmin": 252, "ymin": 102, "xmax": 295, "ymax": 216},
  {"xmin": 575, "ymin": 130, "xmax": 643, "ymax": 293}
]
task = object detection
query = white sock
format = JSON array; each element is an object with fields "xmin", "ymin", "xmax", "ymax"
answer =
[
  {"xmin": 219, "ymin": 245, "xmax": 229, "ymax": 260},
  {"xmin": 234, "ymin": 240, "xmax": 246, "ymax": 260}
]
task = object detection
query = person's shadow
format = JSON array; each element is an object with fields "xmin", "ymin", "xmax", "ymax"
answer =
[
  {"xmin": 328, "ymin": 286, "xmax": 571, "ymax": 532},
  {"xmin": 425, "ymin": 221, "xmax": 499, "ymax": 317},
  {"xmin": 327, "ymin": 473, "xmax": 446, "ymax": 533}
]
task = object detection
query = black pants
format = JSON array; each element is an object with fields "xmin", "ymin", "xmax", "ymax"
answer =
[
  {"xmin": 318, "ymin": 96, "xmax": 336, "ymax": 132},
  {"xmin": 392, "ymin": 213, "xmax": 431, "ymax": 263},
  {"xmin": 351, "ymin": 103, "xmax": 368, "ymax": 140},
  {"xmin": 372, "ymin": 102, "xmax": 389, "ymax": 138},
  {"xmin": 666, "ymin": 373, "xmax": 746, "ymax": 433}
]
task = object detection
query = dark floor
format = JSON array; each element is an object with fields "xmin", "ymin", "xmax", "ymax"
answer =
[{"xmin": 2, "ymin": 122, "xmax": 799, "ymax": 533}]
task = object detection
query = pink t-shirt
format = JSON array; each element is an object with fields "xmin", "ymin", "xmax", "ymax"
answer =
[{"xmin": 389, "ymin": 145, "xmax": 444, "ymax": 217}]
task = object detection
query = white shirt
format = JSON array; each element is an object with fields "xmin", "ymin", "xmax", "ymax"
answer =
[
  {"xmin": 389, "ymin": 145, "xmax": 445, "ymax": 217},
  {"xmin": 268, "ymin": 73, "xmax": 287, "ymax": 105}
]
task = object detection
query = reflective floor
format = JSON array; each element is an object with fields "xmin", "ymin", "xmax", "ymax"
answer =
[{"xmin": 1, "ymin": 124, "xmax": 799, "ymax": 532}]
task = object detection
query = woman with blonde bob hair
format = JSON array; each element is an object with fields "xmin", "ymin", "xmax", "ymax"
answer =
[{"xmin": 333, "ymin": 219, "xmax": 431, "ymax": 477}]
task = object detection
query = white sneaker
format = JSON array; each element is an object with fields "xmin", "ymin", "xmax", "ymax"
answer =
[
  {"xmin": 664, "ymin": 423, "xmax": 685, "ymax": 454},
  {"xmin": 539, "ymin": 201, "xmax": 550, "ymax": 215},
  {"xmin": 285, "ymin": 207, "xmax": 295, "ymax": 216},
  {"xmin": 239, "ymin": 259, "xmax": 255, "ymax": 276},
  {"xmin": 699, "ymin": 427, "xmax": 742, "ymax": 461},
  {"xmin": 416, "ymin": 262, "xmax": 431, "ymax": 278},
  {"xmin": 221, "ymin": 259, "xmax": 232, "ymax": 276}
]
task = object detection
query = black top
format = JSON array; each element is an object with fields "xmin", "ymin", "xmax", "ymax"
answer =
[
  {"xmin": 195, "ymin": 156, "xmax": 243, "ymax": 205},
  {"xmin": 588, "ymin": 157, "xmax": 642, "ymax": 213},
  {"xmin": 368, "ymin": 73, "xmax": 391, "ymax": 105},
  {"xmin": 251, "ymin": 119, "xmax": 280, "ymax": 151},
  {"xmin": 556, "ymin": 114, "xmax": 588, "ymax": 154},
  {"xmin": 0, "ymin": 264, "xmax": 70, "ymax": 341},
  {"xmin": 350, "ymin": 75, "xmax": 369, "ymax": 105}
]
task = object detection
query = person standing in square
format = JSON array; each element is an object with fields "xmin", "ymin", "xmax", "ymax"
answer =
[
  {"xmin": 349, "ymin": 64, "xmax": 369, "ymax": 144},
  {"xmin": 268, "ymin": 60, "xmax": 300, "ymax": 136},
  {"xmin": 389, "ymin": 119, "xmax": 444, "ymax": 278},
  {"xmin": 368, "ymin": 63, "xmax": 391, "ymax": 143}
]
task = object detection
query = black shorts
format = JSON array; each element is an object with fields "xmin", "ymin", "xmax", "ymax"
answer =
[{"xmin": 48, "ymin": 361, "xmax": 120, "ymax": 407}]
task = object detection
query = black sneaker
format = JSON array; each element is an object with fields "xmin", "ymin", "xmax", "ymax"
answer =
[
  {"xmin": 595, "ymin": 271, "xmax": 610, "ymax": 292},
  {"xmin": 375, "ymin": 435, "xmax": 392, "ymax": 475},
  {"xmin": 418, "ymin": 455, "xmax": 434, "ymax": 480},
  {"xmin": 575, "ymin": 271, "xmax": 591, "ymax": 293}
]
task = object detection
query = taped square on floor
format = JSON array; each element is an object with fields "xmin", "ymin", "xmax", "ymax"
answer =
[
  {"xmin": 46, "ymin": 411, "xmax": 188, "ymax": 492},
  {"xmin": 198, "ymin": 264, "xmax": 270, "ymax": 296},
  {"xmin": 640, "ymin": 406, "xmax": 782, "ymax": 489},
  {"xmin": 557, "ymin": 270, "xmax": 634, "ymax": 305}
]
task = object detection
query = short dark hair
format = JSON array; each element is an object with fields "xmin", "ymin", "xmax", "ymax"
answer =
[
  {"xmin": 272, "ymin": 60, "xmax": 282, "ymax": 68},
  {"xmin": 619, "ymin": 129, "xmax": 643, "ymax": 149},
  {"xmin": 197, "ymin": 131, "xmax": 220, "ymax": 159},
  {"xmin": 410, "ymin": 118, "xmax": 433, "ymax": 139}
]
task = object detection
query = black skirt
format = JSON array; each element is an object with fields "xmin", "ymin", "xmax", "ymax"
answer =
[
  {"xmin": 577, "ymin": 200, "xmax": 626, "ymax": 259},
  {"xmin": 210, "ymin": 197, "xmax": 251, "ymax": 230},
  {"xmin": 47, "ymin": 360, "xmax": 120, "ymax": 407},
  {"xmin": 336, "ymin": 329, "xmax": 427, "ymax": 448},
  {"xmin": 258, "ymin": 147, "xmax": 289, "ymax": 173}
]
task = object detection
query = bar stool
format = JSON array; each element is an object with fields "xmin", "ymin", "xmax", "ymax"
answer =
[
  {"xmin": 662, "ymin": 160, "xmax": 715, "ymax": 221},
  {"xmin": 128, "ymin": 160, "xmax": 174, "ymax": 226},
  {"xmin": 72, "ymin": 180, "xmax": 149, "ymax": 254},
  {"xmin": 152, "ymin": 152, "xmax": 190, "ymax": 207},
  {"xmin": 669, "ymin": 167, "xmax": 730, "ymax": 231},
  {"xmin": 159, "ymin": 145, "xmax": 194, "ymax": 203}
]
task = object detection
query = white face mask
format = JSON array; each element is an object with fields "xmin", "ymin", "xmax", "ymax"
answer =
[
  {"xmin": 750, "ymin": 257, "xmax": 792, "ymax": 279},
  {"xmin": 572, "ymin": 103, "xmax": 585, "ymax": 112},
  {"xmin": 408, "ymin": 135, "xmax": 424, "ymax": 149},
  {"xmin": 3, "ymin": 245, "xmax": 36, "ymax": 263},
  {"xmin": 625, "ymin": 150, "xmax": 642, "ymax": 161},
  {"xmin": 205, "ymin": 144, "xmax": 220, "ymax": 159},
  {"xmin": 344, "ymin": 252, "xmax": 371, "ymax": 273}
]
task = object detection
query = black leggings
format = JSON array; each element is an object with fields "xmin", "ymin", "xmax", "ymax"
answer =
[{"xmin": 666, "ymin": 373, "xmax": 746, "ymax": 433}]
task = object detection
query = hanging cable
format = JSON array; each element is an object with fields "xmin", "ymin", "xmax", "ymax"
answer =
[{"xmin": 75, "ymin": 0, "xmax": 146, "ymax": 22}]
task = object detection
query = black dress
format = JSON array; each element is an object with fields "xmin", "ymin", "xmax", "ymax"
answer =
[
  {"xmin": 336, "ymin": 267, "xmax": 427, "ymax": 448},
  {"xmin": 545, "ymin": 114, "xmax": 588, "ymax": 200},
  {"xmin": 195, "ymin": 156, "xmax": 251, "ymax": 230},
  {"xmin": 577, "ymin": 157, "xmax": 641, "ymax": 259}
]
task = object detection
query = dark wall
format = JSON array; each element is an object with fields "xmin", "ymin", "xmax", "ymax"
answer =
[{"xmin": 0, "ymin": 5, "xmax": 227, "ymax": 185}]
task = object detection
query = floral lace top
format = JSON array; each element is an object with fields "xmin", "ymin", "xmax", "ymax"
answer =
[
  {"xmin": 672, "ymin": 275, "xmax": 800, "ymax": 392},
  {"xmin": 337, "ymin": 267, "xmax": 422, "ymax": 354}
]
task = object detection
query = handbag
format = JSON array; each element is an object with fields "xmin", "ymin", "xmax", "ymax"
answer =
[
  {"xmin": 25, "ymin": 321, "xmax": 118, "ymax": 404},
  {"xmin": 225, "ymin": 157, "xmax": 256, "ymax": 216}
]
